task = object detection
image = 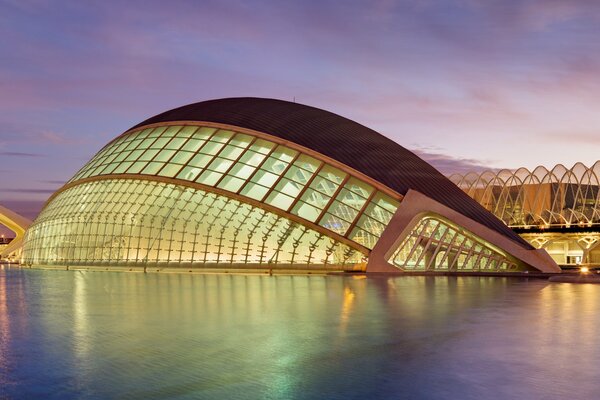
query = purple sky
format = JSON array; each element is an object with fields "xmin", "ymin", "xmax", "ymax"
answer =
[{"xmin": 2, "ymin": 0, "xmax": 600, "ymax": 226}]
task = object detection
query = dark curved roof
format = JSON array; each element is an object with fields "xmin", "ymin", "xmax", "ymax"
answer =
[{"xmin": 132, "ymin": 97, "xmax": 531, "ymax": 248}]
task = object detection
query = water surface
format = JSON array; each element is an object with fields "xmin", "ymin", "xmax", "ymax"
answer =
[{"xmin": 1, "ymin": 267, "xmax": 598, "ymax": 399}]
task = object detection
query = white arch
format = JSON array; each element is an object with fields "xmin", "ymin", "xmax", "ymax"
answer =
[{"xmin": 0, "ymin": 204, "xmax": 32, "ymax": 259}]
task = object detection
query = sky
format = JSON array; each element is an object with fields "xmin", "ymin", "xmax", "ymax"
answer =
[{"xmin": 1, "ymin": 0, "xmax": 600, "ymax": 225}]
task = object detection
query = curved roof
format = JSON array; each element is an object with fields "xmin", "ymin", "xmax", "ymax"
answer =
[{"xmin": 131, "ymin": 97, "xmax": 531, "ymax": 248}]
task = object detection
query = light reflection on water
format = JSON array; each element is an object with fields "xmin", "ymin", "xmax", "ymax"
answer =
[{"xmin": 1, "ymin": 267, "xmax": 600, "ymax": 399}]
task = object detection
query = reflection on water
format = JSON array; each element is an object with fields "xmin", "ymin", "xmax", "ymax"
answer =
[{"xmin": 1, "ymin": 267, "xmax": 600, "ymax": 399}]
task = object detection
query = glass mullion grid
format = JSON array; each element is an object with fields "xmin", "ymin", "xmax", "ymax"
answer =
[
  {"xmin": 261, "ymin": 151, "xmax": 303, "ymax": 210},
  {"xmin": 132, "ymin": 126, "xmax": 191, "ymax": 174},
  {"xmin": 236, "ymin": 143, "xmax": 280, "ymax": 198},
  {"xmin": 141, "ymin": 126, "xmax": 190, "ymax": 176},
  {"xmin": 315, "ymin": 174, "xmax": 351, "ymax": 225},
  {"xmin": 212, "ymin": 136, "xmax": 258, "ymax": 187},
  {"xmin": 154, "ymin": 126, "xmax": 200, "ymax": 177},
  {"xmin": 288, "ymin": 162, "xmax": 326, "ymax": 218},
  {"xmin": 147, "ymin": 126, "xmax": 218, "ymax": 178},
  {"xmin": 95, "ymin": 129, "xmax": 159, "ymax": 176},
  {"xmin": 346, "ymin": 188, "xmax": 379, "ymax": 239},
  {"xmin": 183, "ymin": 130, "xmax": 234, "ymax": 184}
]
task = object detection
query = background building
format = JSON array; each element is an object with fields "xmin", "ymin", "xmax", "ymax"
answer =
[
  {"xmin": 21, "ymin": 98, "xmax": 559, "ymax": 273},
  {"xmin": 450, "ymin": 162, "xmax": 600, "ymax": 268}
]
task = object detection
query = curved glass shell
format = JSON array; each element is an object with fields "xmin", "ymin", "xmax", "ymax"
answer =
[
  {"xmin": 22, "ymin": 179, "xmax": 364, "ymax": 270},
  {"xmin": 68, "ymin": 124, "xmax": 399, "ymax": 249},
  {"xmin": 23, "ymin": 123, "xmax": 401, "ymax": 270}
]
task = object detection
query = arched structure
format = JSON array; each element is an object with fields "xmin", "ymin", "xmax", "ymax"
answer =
[
  {"xmin": 21, "ymin": 98, "xmax": 559, "ymax": 273},
  {"xmin": 450, "ymin": 162, "xmax": 600, "ymax": 267},
  {"xmin": 0, "ymin": 204, "xmax": 32, "ymax": 259}
]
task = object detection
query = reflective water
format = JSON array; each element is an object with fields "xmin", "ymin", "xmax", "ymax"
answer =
[{"xmin": 1, "ymin": 267, "xmax": 599, "ymax": 399}]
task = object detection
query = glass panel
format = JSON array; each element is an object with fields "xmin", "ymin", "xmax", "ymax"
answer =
[
  {"xmin": 285, "ymin": 166, "xmax": 315, "ymax": 185},
  {"xmin": 211, "ymin": 130, "xmax": 234, "ymax": 142},
  {"xmin": 319, "ymin": 165, "xmax": 345, "ymax": 184},
  {"xmin": 319, "ymin": 213, "xmax": 351, "ymax": 235},
  {"xmin": 157, "ymin": 163, "xmax": 183, "ymax": 178},
  {"xmin": 270, "ymin": 147, "xmax": 297, "ymax": 163},
  {"xmin": 176, "ymin": 167, "xmax": 202, "ymax": 182},
  {"xmin": 181, "ymin": 138, "xmax": 205, "ymax": 153},
  {"xmin": 250, "ymin": 139, "xmax": 275, "ymax": 154},
  {"xmin": 300, "ymin": 189, "xmax": 331, "ymax": 209},
  {"xmin": 228, "ymin": 164, "xmax": 255, "ymax": 180},
  {"xmin": 311, "ymin": 176, "xmax": 340, "ymax": 196},
  {"xmin": 217, "ymin": 176, "xmax": 245, "ymax": 193},
  {"xmin": 196, "ymin": 170, "xmax": 223, "ymax": 186},
  {"xmin": 239, "ymin": 150, "xmax": 267, "ymax": 167},
  {"xmin": 265, "ymin": 191, "xmax": 295, "ymax": 211},
  {"xmin": 189, "ymin": 153, "xmax": 214, "ymax": 169},
  {"xmin": 165, "ymin": 137, "xmax": 187, "ymax": 150},
  {"xmin": 251, "ymin": 170, "xmax": 279, "ymax": 188},
  {"xmin": 141, "ymin": 162, "xmax": 164, "ymax": 175},
  {"xmin": 240, "ymin": 183, "xmax": 269, "ymax": 201},
  {"xmin": 274, "ymin": 178, "xmax": 304, "ymax": 198},
  {"xmin": 139, "ymin": 149, "xmax": 160, "ymax": 161},
  {"xmin": 170, "ymin": 151, "xmax": 195, "ymax": 165},
  {"xmin": 291, "ymin": 201, "xmax": 321, "ymax": 222},
  {"xmin": 294, "ymin": 154, "xmax": 320, "ymax": 173},
  {"xmin": 207, "ymin": 158, "xmax": 234, "ymax": 173},
  {"xmin": 219, "ymin": 145, "xmax": 245, "ymax": 161},
  {"xmin": 345, "ymin": 178, "xmax": 373, "ymax": 198},
  {"xmin": 154, "ymin": 149, "xmax": 177, "ymax": 162},
  {"xmin": 126, "ymin": 161, "xmax": 148, "ymax": 174},
  {"xmin": 229, "ymin": 133, "xmax": 253, "ymax": 148},
  {"xmin": 199, "ymin": 141, "xmax": 225, "ymax": 155},
  {"xmin": 112, "ymin": 162, "xmax": 133, "ymax": 174}
]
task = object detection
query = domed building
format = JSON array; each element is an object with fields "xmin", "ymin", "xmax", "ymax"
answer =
[{"xmin": 21, "ymin": 98, "xmax": 559, "ymax": 273}]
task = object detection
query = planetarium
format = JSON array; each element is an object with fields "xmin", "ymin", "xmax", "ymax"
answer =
[{"xmin": 21, "ymin": 98, "xmax": 559, "ymax": 273}]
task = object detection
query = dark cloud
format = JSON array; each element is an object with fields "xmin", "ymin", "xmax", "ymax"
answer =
[
  {"xmin": 0, "ymin": 151, "xmax": 44, "ymax": 157},
  {"xmin": 412, "ymin": 149, "xmax": 498, "ymax": 175},
  {"xmin": 0, "ymin": 188, "xmax": 57, "ymax": 194}
]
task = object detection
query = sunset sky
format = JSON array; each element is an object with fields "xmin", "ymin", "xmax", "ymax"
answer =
[{"xmin": 2, "ymin": 0, "xmax": 600, "ymax": 221}]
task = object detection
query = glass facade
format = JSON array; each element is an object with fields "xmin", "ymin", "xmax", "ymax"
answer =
[
  {"xmin": 388, "ymin": 215, "xmax": 522, "ymax": 272},
  {"xmin": 68, "ymin": 124, "xmax": 399, "ymax": 250},
  {"xmin": 22, "ymin": 179, "xmax": 364, "ymax": 270}
]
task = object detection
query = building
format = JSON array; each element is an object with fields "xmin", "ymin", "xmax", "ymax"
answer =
[
  {"xmin": 21, "ymin": 98, "xmax": 559, "ymax": 273},
  {"xmin": 449, "ymin": 162, "xmax": 600, "ymax": 268}
]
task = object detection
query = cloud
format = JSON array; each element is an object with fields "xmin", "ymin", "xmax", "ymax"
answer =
[
  {"xmin": 0, "ymin": 188, "xmax": 57, "ymax": 194},
  {"xmin": 0, "ymin": 151, "xmax": 44, "ymax": 157},
  {"xmin": 544, "ymin": 131, "xmax": 600, "ymax": 144},
  {"xmin": 412, "ymin": 148, "xmax": 498, "ymax": 175},
  {"xmin": 37, "ymin": 179, "xmax": 65, "ymax": 185},
  {"xmin": 38, "ymin": 131, "xmax": 69, "ymax": 144}
]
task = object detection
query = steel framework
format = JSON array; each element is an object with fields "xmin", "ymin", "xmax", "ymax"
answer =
[{"xmin": 449, "ymin": 162, "xmax": 600, "ymax": 229}]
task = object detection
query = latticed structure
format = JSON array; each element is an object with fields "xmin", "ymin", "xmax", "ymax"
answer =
[
  {"xmin": 450, "ymin": 162, "xmax": 600, "ymax": 266},
  {"xmin": 21, "ymin": 98, "xmax": 559, "ymax": 273}
]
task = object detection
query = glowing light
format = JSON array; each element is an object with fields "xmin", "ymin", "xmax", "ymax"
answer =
[{"xmin": 581, "ymin": 266, "xmax": 589, "ymax": 273}]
